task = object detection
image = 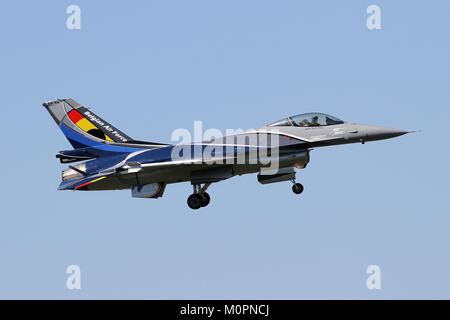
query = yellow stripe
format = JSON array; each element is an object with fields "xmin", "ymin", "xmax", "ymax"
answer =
[
  {"xmin": 76, "ymin": 118, "xmax": 97, "ymax": 132},
  {"xmin": 90, "ymin": 176, "xmax": 107, "ymax": 184},
  {"xmin": 77, "ymin": 118, "xmax": 114, "ymax": 141}
]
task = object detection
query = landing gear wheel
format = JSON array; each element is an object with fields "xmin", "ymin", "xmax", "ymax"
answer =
[
  {"xmin": 292, "ymin": 183, "xmax": 304, "ymax": 195},
  {"xmin": 201, "ymin": 192, "xmax": 210, "ymax": 207},
  {"xmin": 187, "ymin": 194, "xmax": 203, "ymax": 210}
]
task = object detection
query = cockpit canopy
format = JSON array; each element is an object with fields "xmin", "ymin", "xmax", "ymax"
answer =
[{"xmin": 268, "ymin": 113, "xmax": 344, "ymax": 127}]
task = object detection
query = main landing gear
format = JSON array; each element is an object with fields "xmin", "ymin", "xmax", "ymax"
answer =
[
  {"xmin": 187, "ymin": 183, "xmax": 211, "ymax": 210},
  {"xmin": 291, "ymin": 180, "xmax": 304, "ymax": 195}
]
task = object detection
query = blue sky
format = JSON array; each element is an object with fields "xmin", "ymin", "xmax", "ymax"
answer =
[{"xmin": 0, "ymin": 0, "xmax": 449, "ymax": 299}]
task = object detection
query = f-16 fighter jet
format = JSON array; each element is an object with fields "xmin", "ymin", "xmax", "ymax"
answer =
[{"xmin": 43, "ymin": 99, "xmax": 410, "ymax": 209}]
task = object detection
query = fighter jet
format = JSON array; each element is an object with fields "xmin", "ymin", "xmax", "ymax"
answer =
[{"xmin": 43, "ymin": 99, "xmax": 410, "ymax": 210}]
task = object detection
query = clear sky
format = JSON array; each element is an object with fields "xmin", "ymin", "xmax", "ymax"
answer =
[{"xmin": 0, "ymin": 0, "xmax": 449, "ymax": 299}]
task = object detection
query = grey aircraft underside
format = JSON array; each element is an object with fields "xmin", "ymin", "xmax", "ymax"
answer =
[{"xmin": 43, "ymin": 99, "xmax": 411, "ymax": 209}]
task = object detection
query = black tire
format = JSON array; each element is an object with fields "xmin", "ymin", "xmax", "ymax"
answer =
[
  {"xmin": 187, "ymin": 194, "xmax": 203, "ymax": 210},
  {"xmin": 201, "ymin": 192, "xmax": 210, "ymax": 207},
  {"xmin": 292, "ymin": 183, "xmax": 304, "ymax": 195}
]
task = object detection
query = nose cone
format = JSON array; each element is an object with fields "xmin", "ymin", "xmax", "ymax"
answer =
[{"xmin": 364, "ymin": 125, "xmax": 410, "ymax": 141}]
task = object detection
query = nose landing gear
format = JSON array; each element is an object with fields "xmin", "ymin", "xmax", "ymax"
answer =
[
  {"xmin": 292, "ymin": 180, "xmax": 304, "ymax": 195},
  {"xmin": 187, "ymin": 183, "xmax": 211, "ymax": 210}
]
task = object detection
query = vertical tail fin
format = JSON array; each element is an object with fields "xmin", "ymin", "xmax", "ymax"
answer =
[{"xmin": 43, "ymin": 99, "xmax": 133, "ymax": 149}]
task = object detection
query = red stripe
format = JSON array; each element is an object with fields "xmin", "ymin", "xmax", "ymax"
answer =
[
  {"xmin": 68, "ymin": 110, "xmax": 84, "ymax": 124},
  {"xmin": 75, "ymin": 180, "xmax": 93, "ymax": 189}
]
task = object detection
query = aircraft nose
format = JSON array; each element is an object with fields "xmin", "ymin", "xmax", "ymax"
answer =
[{"xmin": 364, "ymin": 125, "xmax": 410, "ymax": 141}]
